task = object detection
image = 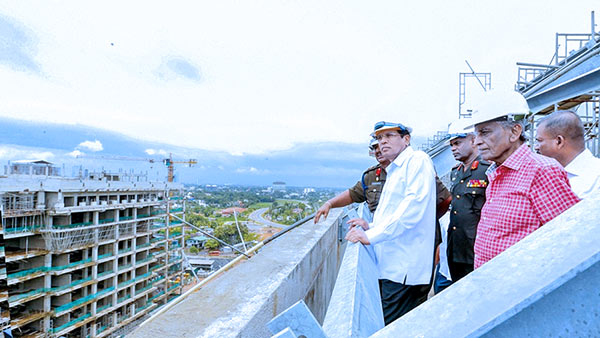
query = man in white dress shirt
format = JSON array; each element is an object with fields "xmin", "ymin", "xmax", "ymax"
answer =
[
  {"xmin": 535, "ymin": 110, "xmax": 600, "ymax": 199},
  {"xmin": 345, "ymin": 121, "xmax": 437, "ymax": 325}
]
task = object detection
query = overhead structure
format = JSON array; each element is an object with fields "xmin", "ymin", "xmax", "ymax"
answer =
[
  {"xmin": 516, "ymin": 11, "xmax": 600, "ymax": 155},
  {"xmin": 458, "ymin": 60, "xmax": 492, "ymax": 118}
]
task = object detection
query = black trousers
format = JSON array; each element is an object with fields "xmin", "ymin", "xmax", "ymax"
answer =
[
  {"xmin": 448, "ymin": 261, "xmax": 474, "ymax": 282},
  {"xmin": 379, "ymin": 279, "xmax": 430, "ymax": 325}
]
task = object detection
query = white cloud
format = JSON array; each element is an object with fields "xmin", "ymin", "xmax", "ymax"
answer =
[
  {"xmin": 235, "ymin": 167, "xmax": 270, "ymax": 175},
  {"xmin": 145, "ymin": 148, "xmax": 168, "ymax": 156},
  {"xmin": 77, "ymin": 140, "xmax": 103, "ymax": 152},
  {"xmin": 0, "ymin": 145, "xmax": 54, "ymax": 161},
  {"xmin": 67, "ymin": 150, "xmax": 83, "ymax": 157}
]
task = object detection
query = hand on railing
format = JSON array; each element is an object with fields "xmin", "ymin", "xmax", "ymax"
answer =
[
  {"xmin": 314, "ymin": 201, "xmax": 332, "ymax": 223},
  {"xmin": 345, "ymin": 226, "xmax": 370, "ymax": 245},
  {"xmin": 346, "ymin": 218, "xmax": 369, "ymax": 230}
]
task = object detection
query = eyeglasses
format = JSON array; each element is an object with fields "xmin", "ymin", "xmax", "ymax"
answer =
[
  {"xmin": 375, "ymin": 131, "xmax": 401, "ymax": 142},
  {"xmin": 374, "ymin": 121, "xmax": 409, "ymax": 134}
]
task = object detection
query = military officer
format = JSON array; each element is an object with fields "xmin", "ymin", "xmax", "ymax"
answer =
[
  {"xmin": 314, "ymin": 139, "xmax": 389, "ymax": 223},
  {"xmin": 447, "ymin": 120, "xmax": 489, "ymax": 282}
]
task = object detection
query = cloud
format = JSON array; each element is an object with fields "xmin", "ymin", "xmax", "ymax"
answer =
[
  {"xmin": 0, "ymin": 145, "xmax": 54, "ymax": 160},
  {"xmin": 0, "ymin": 14, "xmax": 40, "ymax": 74},
  {"xmin": 156, "ymin": 56, "xmax": 202, "ymax": 82},
  {"xmin": 235, "ymin": 167, "xmax": 270, "ymax": 175},
  {"xmin": 67, "ymin": 150, "xmax": 83, "ymax": 157},
  {"xmin": 77, "ymin": 140, "xmax": 103, "ymax": 152},
  {"xmin": 145, "ymin": 148, "xmax": 168, "ymax": 156}
]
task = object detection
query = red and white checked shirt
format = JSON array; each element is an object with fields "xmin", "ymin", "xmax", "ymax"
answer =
[{"xmin": 473, "ymin": 143, "xmax": 580, "ymax": 268}]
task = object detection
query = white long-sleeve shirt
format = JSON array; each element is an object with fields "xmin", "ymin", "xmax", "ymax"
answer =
[
  {"xmin": 365, "ymin": 146, "xmax": 437, "ymax": 285},
  {"xmin": 565, "ymin": 149, "xmax": 600, "ymax": 199}
]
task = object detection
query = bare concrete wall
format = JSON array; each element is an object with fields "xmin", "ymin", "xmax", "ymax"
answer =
[{"xmin": 128, "ymin": 208, "xmax": 346, "ymax": 338}]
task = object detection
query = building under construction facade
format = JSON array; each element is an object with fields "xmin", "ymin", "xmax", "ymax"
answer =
[{"xmin": 0, "ymin": 161, "xmax": 184, "ymax": 337}]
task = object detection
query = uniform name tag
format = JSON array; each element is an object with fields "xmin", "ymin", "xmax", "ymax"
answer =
[
  {"xmin": 466, "ymin": 180, "xmax": 487, "ymax": 188},
  {"xmin": 371, "ymin": 182, "xmax": 382, "ymax": 185}
]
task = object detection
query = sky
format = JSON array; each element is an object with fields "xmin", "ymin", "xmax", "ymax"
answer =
[{"xmin": 0, "ymin": 1, "xmax": 598, "ymax": 155}]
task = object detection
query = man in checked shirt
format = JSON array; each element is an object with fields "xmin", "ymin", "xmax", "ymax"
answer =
[{"xmin": 467, "ymin": 90, "xmax": 580, "ymax": 269}]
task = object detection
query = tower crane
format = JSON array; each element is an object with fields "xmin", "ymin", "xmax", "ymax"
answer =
[
  {"xmin": 163, "ymin": 153, "xmax": 197, "ymax": 182},
  {"xmin": 76, "ymin": 153, "xmax": 197, "ymax": 182}
]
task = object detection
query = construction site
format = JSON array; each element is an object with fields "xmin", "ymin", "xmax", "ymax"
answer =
[{"xmin": 0, "ymin": 160, "xmax": 185, "ymax": 337}]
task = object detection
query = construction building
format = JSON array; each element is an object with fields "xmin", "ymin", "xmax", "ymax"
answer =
[{"xmin": 0, "ymin": 160, "xmax": 184, "ymax": 337}]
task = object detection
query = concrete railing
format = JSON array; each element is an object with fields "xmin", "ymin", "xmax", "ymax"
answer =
[
  {"xmin": 128, "ymin": 208, "xmax": 347, "ymax": 338},
  {"xmin": 374, "ymin": 192, "xmax": 600, "ymax": 337},
  {"xmin": 270, "ymin": 192, "xmax": 600, "ymax": 337}
]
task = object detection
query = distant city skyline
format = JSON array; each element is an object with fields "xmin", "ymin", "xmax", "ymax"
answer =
[{"xmin": 0, "ymin": 2, "xmax": 598, "ymax": 154}]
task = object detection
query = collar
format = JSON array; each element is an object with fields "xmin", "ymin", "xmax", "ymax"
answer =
[
  {"xmin": 390, "ymin": 146, "xmax": 414, "ymax": 170},
  {"xmin": 486, "ymin": 143, "xmax": 531, "ymax": 178},
  {"xmin": 565, "ymin": 148, "xmax": 594, "ymax": 176}
]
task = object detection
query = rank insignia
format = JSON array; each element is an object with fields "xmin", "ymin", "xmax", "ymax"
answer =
[
  {"xmin": 471, "ymin": 160, "xmax": 479, "ymax": 170},
  {"xmin": 466, "ymin": 179, "xmax": 487, "ymax": 188}
]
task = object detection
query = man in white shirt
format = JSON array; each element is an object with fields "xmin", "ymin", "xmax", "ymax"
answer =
[
  {"xmin": 535, "ymin": 110, "xmax": 600, "ymax": 199},
  {"xmin": 345, "ymin": 121, "xmax": 437, "ymax": 325}
]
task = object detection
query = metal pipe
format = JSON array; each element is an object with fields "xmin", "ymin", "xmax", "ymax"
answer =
[
  {"xmin": 169, "ymin": 213, "xmax": 250, "ymax": 258},
  {"xmin": 263, "ymin": 213, "xmax": 315, "ymax": 245},
  {"xmin": 465, "ymin": 60, "xmax": 487, "ymax": 92},
  {"xmin": 138, "ymin": 240, "xmax": 265, "ymax": 329},
  {"xmin": 516, "ymin": 62, "xmax": 559, "ymax": 69},
  {"xmin": 592, "ymin": 11, "xmax": 596, "ymax": 38}
]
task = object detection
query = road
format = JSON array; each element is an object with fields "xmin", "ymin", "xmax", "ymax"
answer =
[{"xmin": 248, "ymin": 208, "xmax": 284, "ymax": 227}]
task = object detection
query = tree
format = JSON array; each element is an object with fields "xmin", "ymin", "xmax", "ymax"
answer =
[
  {"xmin": 189, "ymin": 246, "xmax": 199, "ymax": 254},
  {"xmin": 204, "ymin": 239, "xmax": 219, "ymax": 250}
]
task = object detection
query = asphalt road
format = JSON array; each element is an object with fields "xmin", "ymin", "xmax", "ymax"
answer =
[{"xmin": 248, "ymin": 207, "xmax": 284, "ymax": 227}]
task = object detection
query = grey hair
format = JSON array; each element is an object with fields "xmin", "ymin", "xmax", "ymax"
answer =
[{"xmin": 498, "ymin": 120, "xmax": 526, "ymax": 142}]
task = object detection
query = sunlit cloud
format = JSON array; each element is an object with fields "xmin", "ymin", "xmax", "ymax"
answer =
[{"xmin": 77, "ymin": 140, "xmax": 103, "ymax": 152}]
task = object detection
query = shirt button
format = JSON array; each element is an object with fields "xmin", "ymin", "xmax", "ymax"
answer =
[
  {"xmin": 472, "ymin": 191, "xmax": 476, "ymax": 194},
  {"xmin": 456, "ymin": 195, "xmax": 460, "ymax": 199},
  {"xmin": 452, "ymin": 226, "xmax": 457, "ymax": 230},
  {"xmin": 373, "ymin": 189, "xmax": 376, "ymax": 192},
  {"xmin": 453, "ymin": 210, "xmax": 457, "ymax": 215},
  {"xmin": 460, "ymin": 180, "xmax": 464, "ymax": 183}
]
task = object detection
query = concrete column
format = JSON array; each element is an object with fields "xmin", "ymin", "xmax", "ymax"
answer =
[
  {"xmin": 43, "ymin": 253, "xmax": 52, "ymax": 333},
  {"xmin": 93, "ymin": 211, "xmax": 99, "ymax": 225},
  {"xmin": 113, "ymin": 310, "xmax": 118, "ymax": 327},
  {"xmin": 36, "ymin": 191, "xmax": 46, "ymax": 210},
  {"xmin": 56, "ymin": 190, "xmax": 64, "ymax": 209}
]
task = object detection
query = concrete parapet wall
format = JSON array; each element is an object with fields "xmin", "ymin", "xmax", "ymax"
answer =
[
  {"xmin": 128, "ymin": 208, "xmax": 346, "ymax": 338},
  {"xmin": 323, "ymin": 242, "xmax": 384, "ymax": 337},
  {"xmin": 372, "ymin": 193, "xmax": 600, "ymax": 337}
]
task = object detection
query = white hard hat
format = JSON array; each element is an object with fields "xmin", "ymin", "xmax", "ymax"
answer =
[
  {"xmin": 465, "ymin": 89, "xmax": 530, "ymax": 129},
  {"xmin": 447, "ymin": 118, "xmax": 474, "ymax": 142}
]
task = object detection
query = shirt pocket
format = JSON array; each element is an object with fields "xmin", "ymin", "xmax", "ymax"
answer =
[
  {"xmin": 365, "ymin": 184, "xmax": 381, "ymax": 204},
  {"xmin": 467, "ymin": 187, "xmax": 486, "ymax": 212}
]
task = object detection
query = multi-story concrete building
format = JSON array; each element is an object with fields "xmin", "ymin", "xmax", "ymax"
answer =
[{"xmin": 0, "ymin": 161, "xmax": 184, "ymax": 337}]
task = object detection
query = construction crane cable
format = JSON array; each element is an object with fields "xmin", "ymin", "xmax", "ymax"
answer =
[{"xmin": 168, "ymin": 213, "xmax": 250, "ymax": 258}]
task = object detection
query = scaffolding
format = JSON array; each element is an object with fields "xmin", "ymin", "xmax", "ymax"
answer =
[
  {"xmin": 458, "ymin": 60, "xmax": 492, "ymax": 118},
  {"xmin": 516, "ymin": 11, "xmax": 600, "ymax": 156}
]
